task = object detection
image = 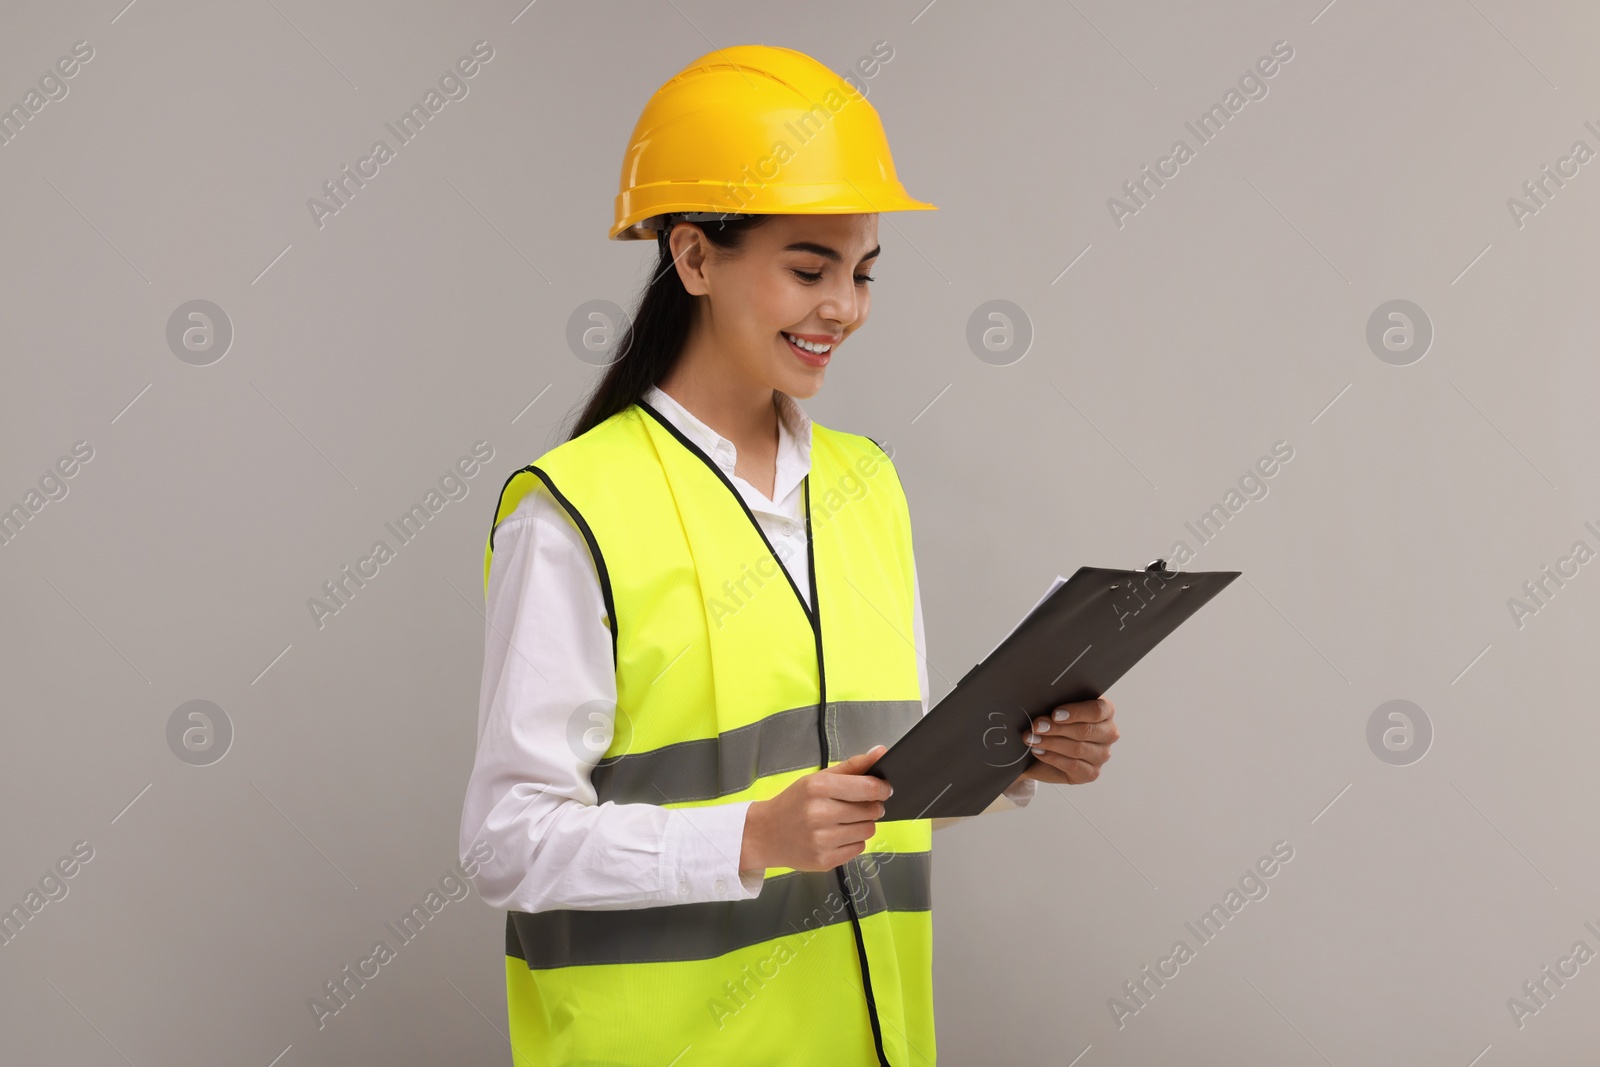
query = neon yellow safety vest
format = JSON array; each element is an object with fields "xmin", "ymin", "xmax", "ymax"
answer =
[{"xmin": 482, "ymin": 398, "xmax": 936, "ymax": 1066}]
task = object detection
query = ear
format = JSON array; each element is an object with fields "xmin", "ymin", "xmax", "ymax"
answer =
[{"xmin": 668, "ymin": 224, "xmax": 712, "ymax": 296}]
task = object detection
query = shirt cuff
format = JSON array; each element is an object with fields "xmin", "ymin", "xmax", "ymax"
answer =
[
  {"xmin": 931, "ymin": 776, "xmax": 1038, "ymax": 829},
  {"xmin": 977, "ymin": 775, "xmax": 1038, "ymax": 814},
  {"xmin": 1001, "ymin": 777, "xmax": 1038, "ymax": 809},
  {"xmin": 662, "ymin": 800, "xmax": 765, "ymax": 904}
]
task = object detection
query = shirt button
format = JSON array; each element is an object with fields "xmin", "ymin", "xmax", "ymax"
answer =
[
  {"xmin": 678, "ymin": 881, "xmax": 690, "ymax": 896},
  {"xmin": 714, "ymin": 878, "xmax": 727, "ymax": 894}
]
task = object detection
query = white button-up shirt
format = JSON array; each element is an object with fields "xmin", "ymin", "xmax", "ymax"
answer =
[{"xmin": 459, "ymin": 383, "xmax": 1035, "ymax": 914}]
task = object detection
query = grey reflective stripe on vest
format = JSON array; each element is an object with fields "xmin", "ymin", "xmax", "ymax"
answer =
[
  {"xmin": 592, "ymin": 699, "xmax": 922, "ymax": 806},
  {"xmin": 505, "ymin": 849, "xmax": 932, "ymax": 969}
]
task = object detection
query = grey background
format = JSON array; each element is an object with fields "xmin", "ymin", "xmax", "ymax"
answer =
[{"xmin": 2, "ymin": 0, "xmax": 1597, "ymax": 1063}]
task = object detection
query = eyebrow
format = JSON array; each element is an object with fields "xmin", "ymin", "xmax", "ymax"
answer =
[{"xmin": 783, "ymin": 241, "xmax": 882, "ymax": 265}]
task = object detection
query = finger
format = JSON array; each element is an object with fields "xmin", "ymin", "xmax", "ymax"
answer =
[
  {"xmin": 1028, "ymin": 735, "xmax": 1111, "ymax": 765},
  {"xmin": 1043, "ymin": 716, "xmax": 1120, "ymax": 742},
  {"xmin": 1044, "ymin": 721, "xmax": 1114, "ymax": 742},
  {"xmin": 824, "ymin": 745, "xmax": 886, "ymax": 774},
  {"xmin": 823, "ymin": 795, "xmax": 888, "ymax": 822},
  {"xmin": 1030, "ymin": 715, "xmax": 1119, "ymax": 744},
  {"xmin": 1022, "ymin": 761, "xmax": 1076, "ymax": 785},
  {"xmin": 1032, "ymin": 749, "xmax": 1102, "ymax": 783},
  {"xmin": 1051, "ymin": 697, "xmax": 1114, "ymax": 725},
  {"xmin": 835, "ymin": 814, "xmax": 882, "ymax": 839},
  {"xmin": 814, "ymin": 767, "xmax": 895, "ymax": 803},
  {"xmin": 1025, "ymin": 719, "xmax": 1109, "ymax": 760},
  {"xmin": 820, "ymin": 817, "xmax": 883, "ymax": 848},
  {"xmin": 1049, "ymin": 697, "xmax": 1110, "ymax": 723},
  {"xmin": 819, "ymin": 751, "xmax": 896, "ymax": 799},
  {"xmin": 825, "ymin": 840, "xmax": 873, "ymax": 868}
]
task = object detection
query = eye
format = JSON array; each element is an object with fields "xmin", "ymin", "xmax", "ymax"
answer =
[{"xmin": 790, "ymin": 269, "xmax": 876, "ymax": 286}]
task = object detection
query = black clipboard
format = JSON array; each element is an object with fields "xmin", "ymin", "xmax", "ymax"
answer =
[{"xmin": 869, "ymin": 560, "xmax": 1240, "ymax": 820}]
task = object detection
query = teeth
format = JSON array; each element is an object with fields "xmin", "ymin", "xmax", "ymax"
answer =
[{"xmin": 785, "ymin": 333, "xmax": 832, "ymax": 355}]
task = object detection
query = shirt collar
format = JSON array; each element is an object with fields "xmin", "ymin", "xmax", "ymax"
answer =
[{"xmin": 643, "ymin": 384, "xmax": 812, "ymax": 479}]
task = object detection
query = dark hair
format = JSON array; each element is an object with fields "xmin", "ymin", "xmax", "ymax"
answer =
[{"xmin": 564, "ymin": 213, "xmax": 774, "ymax": 442}]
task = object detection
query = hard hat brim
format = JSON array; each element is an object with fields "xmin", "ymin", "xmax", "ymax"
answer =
[{"xmin": 611, "ymin": 183, "xmax": 937, "ymax": 240}]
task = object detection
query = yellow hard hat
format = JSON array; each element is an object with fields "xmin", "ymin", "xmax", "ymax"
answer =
[{"xmin": 610, "ymin": 44, "xmax": 938, "ymax": 241}]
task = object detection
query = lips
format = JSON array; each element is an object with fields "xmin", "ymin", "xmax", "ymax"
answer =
[{"xmin": 782, "ymin": 332, "xmax": 831, "ymax": 367}]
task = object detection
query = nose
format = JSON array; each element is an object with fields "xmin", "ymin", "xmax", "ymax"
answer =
[{"xmin": 815, "ymin": 273, "xmax": 864, "ymax": 331}]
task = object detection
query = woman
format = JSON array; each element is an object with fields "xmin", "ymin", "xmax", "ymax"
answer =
[{"xmin": 459, "ymin": 44, "xmax": 1119, "ymax": 1066}]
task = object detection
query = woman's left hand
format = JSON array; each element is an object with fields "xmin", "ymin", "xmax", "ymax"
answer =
[{"xmin": 1014, "ymin": 697, "xmax": 1119, "ymax": 785}]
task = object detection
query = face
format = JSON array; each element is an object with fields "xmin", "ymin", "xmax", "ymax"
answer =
[{"xmin": 671, "ymin": 213, "xmax": 880, "ymax": 399}]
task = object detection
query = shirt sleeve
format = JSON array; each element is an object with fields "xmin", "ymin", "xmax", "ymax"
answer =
[
  {"xmin": 458, "ymin": 483, "xmax": 765, "ymax": 913},
  {"xmin": 916, "ymin": 556, "xmax": 1037, "ymax": 832}
]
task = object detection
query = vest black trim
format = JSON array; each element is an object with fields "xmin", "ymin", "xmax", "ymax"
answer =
[
  {"xmin": 807, "ymin": 468, "xmax": 893, "ymax": 1067},
  {"xmin": 591, "ymin": 699, "xmax": 922, "ymax": 805},
  {"xmin": 505, "ymin": 850, "xmax": 932, "ymax": 968},
  {"xmin": 635, "ymin": 397, "xmax": 895, "ymax": 1066},
  {"xmin": 487, "ymin": 463, "xmax": 619, "ymax": 672}
]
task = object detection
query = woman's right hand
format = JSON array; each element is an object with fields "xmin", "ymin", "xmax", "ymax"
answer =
[{"xmin": 739, "ymin": 745, "xmax": 894, "ymax": 873}]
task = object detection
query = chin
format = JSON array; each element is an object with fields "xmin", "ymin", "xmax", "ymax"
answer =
[{"xmin": 782, "ymin": 374, "xmax": 825, "ymax": 400}]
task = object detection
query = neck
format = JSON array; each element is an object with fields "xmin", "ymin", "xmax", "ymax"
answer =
[{"xmin": 656, "ymin": 353, "xmax": 779, "ymax": 453}]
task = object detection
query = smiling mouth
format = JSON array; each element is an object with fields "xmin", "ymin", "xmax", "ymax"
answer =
[{"xmin": 782, "ymin": 332, "xmax": 832, "ymax": 366}]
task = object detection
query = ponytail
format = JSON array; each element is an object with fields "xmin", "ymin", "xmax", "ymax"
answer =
[{"xmin": 564, "ymin": 213, "xmax": 772, "ymax": 442}]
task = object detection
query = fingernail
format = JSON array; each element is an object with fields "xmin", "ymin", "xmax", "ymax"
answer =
[
  {"xmin": 1030, "ymin": 745, "xmax": 1045, "ymax": 756},
  {"xmin": 1025, "ymin": 732, "xmax": 1040, "ymax": 745},
  {"xmin": 1053, "ymin": 709, "xmax": 1068, "ymax": 722},
  {"xmin": 888, "ymin": 786, "xmax": 894, "ymax": 796},
  {"xmin": 1035, "ymin": 721, "xmax": 1051, "ymax": 733}
]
